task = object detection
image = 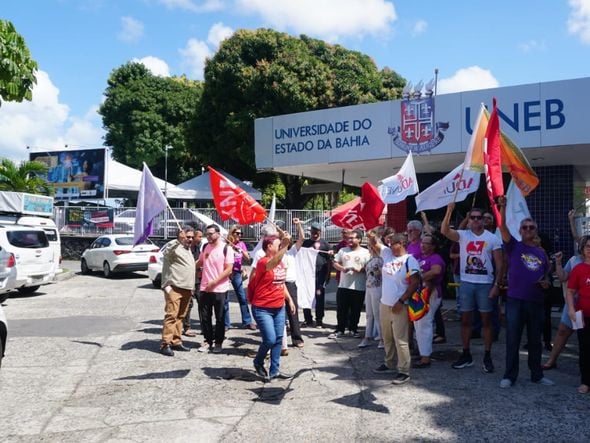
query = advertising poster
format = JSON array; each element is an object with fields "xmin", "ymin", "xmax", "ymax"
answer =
[
  {"xmin": 30, "ymin": 148, "xmax": 106, "ymax": 200},
  {"xmin": 65, "ymin": 208, "xmax": 113, "ymax": 229}
]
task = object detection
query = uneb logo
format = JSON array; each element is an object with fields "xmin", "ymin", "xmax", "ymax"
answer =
[{"xmin": 388, "ymin": 79, "xmax": 449, "ymax": 154}]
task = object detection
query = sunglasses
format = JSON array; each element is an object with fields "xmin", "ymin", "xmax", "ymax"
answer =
[
  {"xmin": 521, "ymin": 225, "xmax": 537, "ymax": 230},
  {"xmin": 470, "ymin": 215, "xmax": 483, "ymax": 220},
  {"xmin": 234, "ymin": 232, "xmax": 242, "ymax": 235}
]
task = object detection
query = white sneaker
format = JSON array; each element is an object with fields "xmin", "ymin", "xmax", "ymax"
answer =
[
  {"xmin": 377, "ymin": 340, "xmax": 385, "ymax": 349},
  {"xmin": 357, "ymin": 338, "xmax": 370, "ymax": 348},
  {"xmin": 499, "ymin": 378, "xmax": 512, "ymax": 388},
  {"xmin": 536, "ymin": 377, "xmax": 555, "ymax": 386},
  {"xmin": 328, "ymin": 331, "xmax": 344, "ymax": 339}
]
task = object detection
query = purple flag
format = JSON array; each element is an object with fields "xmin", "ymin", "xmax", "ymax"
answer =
[{"xmin": 134, "ymin": 163, "xmax": 168, "ymax": 245}]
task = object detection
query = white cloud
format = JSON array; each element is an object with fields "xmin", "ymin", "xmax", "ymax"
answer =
[
  {"xmin": 412, "ymin": 19, "xmax": 427, "ymax": 36},
  {"xmin": 0, "ymin": 71, "xmax": 104, "ymax": 162},
  {"xmin": 118, "ymin": 16, "xmax": 144, "ymax": 43},
  {"xmin": 437, "ymin": 66, "xmax": 499, "ymax": 94},
  {"xmin": 179, "ymin": 38, "xmax": 212, "ymax": 79},
  {"xmin": 568, "ymin": 0, "xmax": 590, "ymax": 44},
  {"xmin": 518, "ymin": 39, "xmax": 546, "ymax": 52},
  {"xmin": 157, "ymin": 0, "xmax": 225, "ymax": 12},
  {"xmin": 236, "ymin": 0, "xmax": 396, "ymax": 41},
  {"xmin": 132, "ymin": 56, "xmax": 171, "ymax": 77},
  {"xmin": 207, "ymin": 22, "xmax": 234, "ymax": 48}
]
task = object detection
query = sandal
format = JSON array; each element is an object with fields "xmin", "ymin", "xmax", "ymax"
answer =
[
  {"xmin": 577, "ymin": 384, "xmax": 589, "ymax": 394},
  {"xmin": 433, "ymin": 336, "xmax": 447, "ymax": 344},
  {"xmin": 541, "ymin": 362, "xmax": 557, "ymax": 370}
]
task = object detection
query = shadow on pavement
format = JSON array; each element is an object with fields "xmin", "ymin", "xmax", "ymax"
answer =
[
  {"xmin": 115, "ymin": 369, "xmax": 191, "ymax": 380},
  {"xmin": 331, "ymin": 388, "xmax": 389, "ymax": 414}
]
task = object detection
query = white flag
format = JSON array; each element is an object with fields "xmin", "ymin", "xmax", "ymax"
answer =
[
  {"xmin": 134, "ymin": 163, "xmax": 168, "ymax": 245},
  {"xmin": 415, "ymin": 163, "xmax": 480, "ymax": 212},
  {"xmin": 268, "ymin": 193, "xmax": 276, "ymax": 223},
  {"xmin": 378, "ymin": 151, "xmax": 419, "ymax": 204},
  {"xmin": 505, "ymin": 179, "xmax": 530, "ymax": 241},
  {"xmin": 295, "ymin": 247, "xmax": 319, "ymax": 310}
]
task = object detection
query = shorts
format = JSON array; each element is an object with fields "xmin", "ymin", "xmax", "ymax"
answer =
[{"xmin": 459, "ymin": 281, "xmax": 494, "ymax": 313}]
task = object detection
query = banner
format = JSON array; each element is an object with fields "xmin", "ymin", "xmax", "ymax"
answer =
[
  {"xmin": 209, "ymin": 166, "xmax": 266, "ymax": 224},
  {"xmin": 415, "ymin": 163, "xmax": 480, "ymax": 212},
  {"xmin": 65, "ymin": 208, "xmax": 113, "ymax": 229},
  {"xmin": 134, "ymin": 163, "xmax": 168, "ymax": 245},
  {"xmin": 378, "ymin": 151, "xmax": 419, "ymax": 204}
]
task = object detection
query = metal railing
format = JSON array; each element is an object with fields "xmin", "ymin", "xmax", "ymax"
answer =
[{"xmin": 53, "ymin": 207, "xmax": 347, "ymax": 243}]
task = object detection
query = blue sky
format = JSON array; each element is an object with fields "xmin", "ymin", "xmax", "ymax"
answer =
[{"xmin": 2, "ymin": 0, "xmax": 589, "ymax": 162}]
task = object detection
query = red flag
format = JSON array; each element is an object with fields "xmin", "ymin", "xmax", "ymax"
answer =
[
  {"xmin": 209, "ymin": 166, "xmax": 266, "ymax": 224},
  {"xmin": 484, "ymin": 98, "xmax": 504, "ymax": 226},
  {"xmin": 331, "ymin": 183, "xmax": 385, "ymax": 230}
]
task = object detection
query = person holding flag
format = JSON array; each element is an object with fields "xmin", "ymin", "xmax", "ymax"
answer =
[{"xmin": 441, "ymin": 203, "xmax": 503, "ymax": 373}]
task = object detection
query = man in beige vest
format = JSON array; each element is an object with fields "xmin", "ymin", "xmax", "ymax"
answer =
[{"xmin": 160, "ymin": 226, "xmax": 196, "ymax": 356}]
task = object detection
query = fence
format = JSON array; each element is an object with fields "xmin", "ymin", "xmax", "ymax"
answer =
[{"xmin": 53, "ymin": 207, "xmax": 347, "ymax": 243}]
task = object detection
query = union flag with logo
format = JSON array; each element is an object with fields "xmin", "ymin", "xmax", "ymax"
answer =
[{"xmin": 209, "ymin": 166, "xmax": 266, "ymax": 224}]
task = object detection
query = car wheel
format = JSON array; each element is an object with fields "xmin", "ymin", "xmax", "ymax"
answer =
[
  {"xmin": 152, "ymin": 278, "xmax": 161, "ymax": 288},
  {"xmin": 17, "ymin": 285, "xmax": 40, "ymax": 295},
  {"xmin": 80, "ymin": 259, "xmax": 91, "ymax": 275},
  {"xmin": 103, "ymin": 262, "xmax": 112, "ymax": 278}
]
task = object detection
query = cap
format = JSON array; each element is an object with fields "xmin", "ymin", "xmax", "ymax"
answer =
[{"xmin": 310, "ymin": 222, "xmax": 322, "ymax": 231}]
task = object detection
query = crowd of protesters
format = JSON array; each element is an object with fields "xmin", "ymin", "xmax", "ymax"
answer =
[{"xmin": 157, "ymin": 202, "xmax": 589, "ymax": 394}]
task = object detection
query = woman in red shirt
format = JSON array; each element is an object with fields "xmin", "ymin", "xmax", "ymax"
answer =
[
  {"xmin": 250, "ymin": 233, "xmax": 295, "ymax": 381},
  {"xmin": 566, "ymin": 235, "xmax": 590, "ymax": 394}
]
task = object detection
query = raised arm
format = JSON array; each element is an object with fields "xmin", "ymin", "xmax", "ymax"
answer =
[
  {"xmin": 441, "ymin": 203, "xmax": 460, "ymax": 242},
  {"xmin": 293, "ymin": 217, "xmax": 305, "ymax": 250},
  {"xmin": 266, "ymin": 232, "xmax": 292, "ymax": 271},
  {"xmin": 496, "ymin": 196, "xmax": 511, "ymax": 243},
  {"xmin": 420, "ymin": 211, "xmax": 435, "ymax": 235},
  {"xmin": 568, "ymin": 209, "xmax": 581, "ymax": 243}
]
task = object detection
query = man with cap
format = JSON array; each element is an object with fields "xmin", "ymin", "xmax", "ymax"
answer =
[{"xmin": 302, "ymin": 221, "xmax": 332, "ymax": 328}]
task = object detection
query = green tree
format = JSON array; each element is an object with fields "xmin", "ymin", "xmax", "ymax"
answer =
[
  {"xmin": 99, "ymin": 62, "xmax": 203, "ymax": 183},
  {"xmin": 0, "ymin": 158, "xmax": 52, "ymax": 194},
  {"xmin": 0, "ymin": 20, "xmax": 38, "ymax": 106},
  {"xmin": 194, "ymin": 28, "xmax": 405, "ymax": 208}
]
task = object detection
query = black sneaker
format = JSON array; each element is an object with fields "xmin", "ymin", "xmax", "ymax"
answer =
[
  {"xmin": 160, "ymin": 345, "xmax": 174, "ymax": 357},
  {"xmin": 482, "ymin": 355, "xmax": 494, "ymax": 373},
  {"xmin": 392, "ymin": 373, "xmax": 410, "ymax": 385},
  {"xmin": 372, "ymin": 364, "xmax": 396, "ymax": 374},
  {"xmin": 452, "ymin": 353, "xmax": 474, "ymax": 369},
  {"xmin": 254, "ymin": 363, "xmax": 268, "ymax": 380}
]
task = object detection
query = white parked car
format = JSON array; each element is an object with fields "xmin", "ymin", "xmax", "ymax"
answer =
[
  {"xmin": 147, "ymin": 248, "xmax": 163, "ymax": 288},
  {"xmin": 0, "ymin": 246, "xmax": 17, "ymax": 304},
  {"xmin": 0, "ymin": 225, "xmax": 55, "ymax": 295},
  {"xmin": 80, "ymin": 234, "xmax": 159, "ymax": 278}
]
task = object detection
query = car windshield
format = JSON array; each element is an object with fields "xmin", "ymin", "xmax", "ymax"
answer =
[
  {"xmin": 7, "ymin": 230, "xmax": 49, "ymax": 248},
  {"xmin": 115, "ymin": 237, "xmax": 135, "ymax": 246}
]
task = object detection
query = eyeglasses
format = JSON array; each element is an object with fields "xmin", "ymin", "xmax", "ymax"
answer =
[
  {"xmin": 186, "ymin": 236, "xmax": 194, "ymax": 240},
  {"xmin": 521, "ymin": 225, "xmax": 537, "ymax": 231},
  {"xmin": 470, "ymin": 215, "xmax": 483, "ymax": 220},
  {"xmin": 234, "ymin": 232, "xmax": 242, "ymax": 236},
  {"xmin": 205, "ymin": 232, "xmax": 216, "ymax": 237}
]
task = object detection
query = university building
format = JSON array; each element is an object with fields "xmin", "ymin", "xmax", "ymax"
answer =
[{"xmin": 255, "ymin": 77, "xmax": 590, "ymax": 254}]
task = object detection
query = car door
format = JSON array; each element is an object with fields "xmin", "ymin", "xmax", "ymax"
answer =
[
  {"xmin": 97, "ymin": 237, "xmax": 112, "ymax": 267},
  {"xmin": 86, "ymin": 238, "xmax": 103, "ymax": 269}
]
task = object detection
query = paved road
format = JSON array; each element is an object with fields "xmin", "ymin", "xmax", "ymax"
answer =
[{"xmin": 0, "ymin": 263, "xmax": 588, "ymax": 442}]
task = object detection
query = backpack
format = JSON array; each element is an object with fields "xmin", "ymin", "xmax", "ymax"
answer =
[{"xmin": 405, "ymin": 259, "xmax": 430, "ymax": 322}]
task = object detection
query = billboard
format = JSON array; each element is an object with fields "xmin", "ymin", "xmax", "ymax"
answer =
[
  {"xmin": 30, "ymin": 148, "xmax": 106, "ymax": 200},
  {"xmin": 65, "ymin": 207, "xmax": 114, "ymax": 229}
]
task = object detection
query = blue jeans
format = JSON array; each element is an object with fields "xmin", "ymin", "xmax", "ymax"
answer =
[
  {"xmin": 252, "ymin": 305, "xmax": 286, "ymax": 377},
  {"xmin": 504, "ymin": 297, "xmax": 544, "ymax": 383},
  {"xmin": 224, "ymin": 271, "xmax": 253, "ymax": 327}
]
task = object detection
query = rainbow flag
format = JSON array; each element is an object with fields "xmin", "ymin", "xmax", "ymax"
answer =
[{"xmin": 464, "ymin": 103, "xmax": 539, "ymax": 196}]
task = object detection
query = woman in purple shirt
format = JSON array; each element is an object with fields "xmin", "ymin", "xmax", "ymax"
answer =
[{"xmin": 225, "ymin": 225, "xmax": 255, "ymax": 330}]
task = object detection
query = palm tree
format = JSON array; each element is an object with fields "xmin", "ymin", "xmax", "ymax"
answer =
[{"xmin": 0, "ymin": 158, "xmax": 53, "ymax": 195}]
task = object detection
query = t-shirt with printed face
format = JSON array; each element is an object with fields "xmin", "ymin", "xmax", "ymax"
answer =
[
  {"xmin": 380, "ymin": 248, "xmax": 420, "ymax": 306},
  {"xmin": 335, "ymin": 246, "xmax": 370, "ymax": 290},
  {"xmin": 504, "ymin": 236, "xmax": 549, "ymax": 302},
  {"xmin": 458, "ymin": 229, "xmax": 502, "ymax": 284}
]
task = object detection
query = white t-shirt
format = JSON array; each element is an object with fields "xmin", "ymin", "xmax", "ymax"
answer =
[
  {"xmin": 458, "ymin": 229, "xmax": 502, "ymax": 284},
  {"xmin": 335, "ymin": 246, "xmax": 370, "ymax": 290},
  {"xmin": 284, "ymin": 246, "xmax": 298, "ymax": 283},
  {"xmin": 380, "ymin": 248, "xmax": 420, "ymax": 306}
]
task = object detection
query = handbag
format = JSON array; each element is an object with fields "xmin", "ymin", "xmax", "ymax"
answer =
[
  {"xmin": 405, "ymin": 260, "xmax": 430, "ymax": 322},
  {"xmin": 241, "ymin": 269, "xmax": 249, "ymax": 281}
]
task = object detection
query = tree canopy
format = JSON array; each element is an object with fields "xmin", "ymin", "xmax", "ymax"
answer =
[
  {"xmin": 193, "ymin": 28, "xmax": 405, "ymax": 208},
  {"xmin": 0, "ymin": 20, "xmax": 38, "ymax": 106},
  {"xmin": 0, "ymin": 158, "xmax": 52, "ymax": 195},
  {"xmin": 99, "ymin": 62, "xmax": 203, "ymax": 183}
]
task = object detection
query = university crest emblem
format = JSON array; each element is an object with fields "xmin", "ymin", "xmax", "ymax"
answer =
[{"xmin": 388, "ymin": 79, "xmax": 449, "ymax": 154}]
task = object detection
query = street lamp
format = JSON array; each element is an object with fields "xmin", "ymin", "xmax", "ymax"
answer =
[{"xmin": 164, "ymin": 145, "xmax": 173, "ymax": 239}]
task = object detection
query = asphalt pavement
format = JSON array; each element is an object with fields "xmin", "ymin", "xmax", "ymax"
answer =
[{"xmin": 0, "ymin": 261, "xmax": 588, "ymax": 442}]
